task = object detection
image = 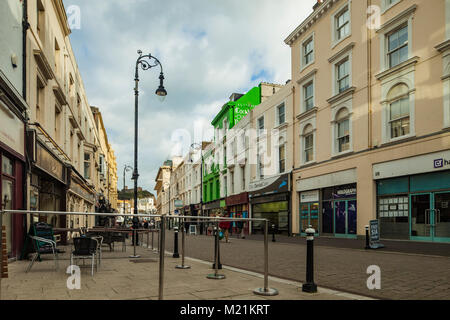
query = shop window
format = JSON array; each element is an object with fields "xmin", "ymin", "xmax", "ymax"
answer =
[
  {"xmin": 2, "ymin": 155, "xmax": 13, "ymax": 176},
  {"xmin": 377, "ymin": 196, "xmax": 409, "ymax": 239}
]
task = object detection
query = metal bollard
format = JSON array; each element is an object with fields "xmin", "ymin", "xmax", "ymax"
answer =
[
  {"xmin": 212, "ymin": 225, "xmax": 222, "ymax": 269},
  {"xmin": 147, "ymin": 230, "xmax": 150, "ymax": 249},
  {"xmin": 365, "ymin": 225, "xmax": 370, "ymax": 249},
  {"xmin": 158, "ymin": 217, "xmax": 166, "ymax": 300},
  {"xmin": 151, "ymin": 229, "xmax": 154, "ymax": 250},
  {"xmin": 129, "ymin": 228, "xmax": 141, "ymax": 258},
  {"xmin": 272, "ymin": 224, "xmax": 276, "ymax": 242},
  {"xmin": 173, "ymin": 226, "xmax": 180, "ymax": 258},
  {"xmin": 176, "ymin": 218, "xmax": 190, "ymax": 269},
  {"xmin": 302, "ymin": 225, "xmax": 317, "ymax": 293},
  {"xmin": 207, "ymin": 221, "xmax": 225, "ymax": 280},
  {"xmin": 253, "ymin": 219, "xmax": 278, "ymax": 296}
]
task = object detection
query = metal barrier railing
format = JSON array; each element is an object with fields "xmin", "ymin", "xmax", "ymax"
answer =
[{"xmin": 0, "ymin": 210, "xmax": 278, "ymax": 300}]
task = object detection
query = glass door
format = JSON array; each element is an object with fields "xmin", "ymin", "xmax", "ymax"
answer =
[
  {"xmin": 299, "ymin": 202, "xmax": 319, "ymax": 235},
  {"xmin": 434, "ymin": 192, "xmax": 450, "ymax": 242},
  {"xmin": 334, "ymin": 200, "xmax": 357, "ymax": 238},
  {"xmin": 2, "ymin": 178, "xmax": 14, "ymax": 255},
  {"xmin": 410, "ymin": 193, "xmax": 432, "ymax": 240}
]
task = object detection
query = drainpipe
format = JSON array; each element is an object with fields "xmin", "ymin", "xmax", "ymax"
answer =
[
  {"xmin": 22, "ymin": 0, "xmax": 29, "ymax": 101},
  {"xmin": 291, "ymin": 84, "xmax": 295, "ymax": 237},
  {"xmin": 367, "ymin": 0, "xmax": 373, "ymax": 149}
]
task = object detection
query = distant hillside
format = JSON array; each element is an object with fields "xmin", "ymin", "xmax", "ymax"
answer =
[{"xmin": 118, "ymin": 188, "xmax": 155, "ymax": 200}]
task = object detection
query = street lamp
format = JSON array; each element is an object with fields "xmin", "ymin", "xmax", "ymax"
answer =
[
  {"xmin": 190, "ymin": 143, "xmax": 204, "ymax": 235},
  {"xmin": 123, "ymin": 165, "xmax": 132, "ymax": 191},
  {"xmin": 132, "ymin": 50, "xmax": 167, "ymax": 246}
]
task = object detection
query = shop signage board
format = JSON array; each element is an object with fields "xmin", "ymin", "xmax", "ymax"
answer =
[
  {"xmin": 36, "ymin": 142, "xmax": 65, "ymax": 183},
  {"xmin": 189, "ymin": 225, "xmax": 197, "ymax": 235},
  {"xmin": 0, "ymin": 100, "xmax": 24, "ymax": 157},
  {"xmin": 373, "ymin": 150, "xmax": 450, "ymax": 180},
  {"xmin": 300, "ymin": 190, "xmax": 319, "ymax": 203},
  {"xmin": 369, "ymin": 220, "xmax": 385, "ymax": 249},
  {"xmin": 174, "ymin": 200, "xmax": 183, "ymax": 208}
]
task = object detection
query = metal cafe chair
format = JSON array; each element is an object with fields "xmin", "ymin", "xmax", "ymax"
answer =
[
  {"xmin": 26, "ymin": 235, "xmax": 59, "ymax": 273},
  {"xmin": 71, "ymin": 237, "xmax": 99, "ymax": 277}
]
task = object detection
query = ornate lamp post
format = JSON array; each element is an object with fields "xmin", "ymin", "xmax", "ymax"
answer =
[{"xmin": 132, "ymin": 50, "xmax": 167, "ymax": 248}]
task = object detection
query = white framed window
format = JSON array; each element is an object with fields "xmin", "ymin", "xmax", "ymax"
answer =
[
  {"xmin": 331, "ymin": 104, "xmax": 353, "ymax": 156},
  {"xmin": 84, "ymin": 153, "xmax": 91, "ymax": 179},
  {"xmin": 276, "ymin": 103, "xmax": 286, "ymax": 126},
  {"xmin": 378, "ymin": 5, "xmax": 415, "ymax": 72},
  {"xmin": 302, "ymin": 124, "xmax": 315, "ymax": 164},
  {"xmin": 304, "ymin": 81, "xmax": 314, "ymax": 112},
  {"xmin": 257, "ymin": 116, "xmax": 264, "ymax": 136},
  {"xmin": 382, "ymin": 0, "xmax": 401, "ymax": 13},
  {"xmin": 301, "ymin": 33, "xmax": 315, "ymax": 70},
  {"xmin": 387, "ymin": 83, "xmax": 411, "ymax": 139},
  {"xmin": 387, "ymin": 24, "xmax": 408, "ymax": 69},
  {"xmin": 258, "ymin": 153, "xmax": 264, "ymax": 180},
  {"xmin": 336, "ymin": 57, "xmax": 350, "ymax": 93},
  {"xmin": 331, "ymin": 1, "xmax": 351, "ymax": 47}
]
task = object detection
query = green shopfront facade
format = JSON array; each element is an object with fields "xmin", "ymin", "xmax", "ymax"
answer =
[{"xmin": 374, "ymin": 151, "xmax": 450, "ymax": 243}]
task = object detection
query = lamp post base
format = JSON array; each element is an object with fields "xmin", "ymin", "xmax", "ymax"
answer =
[
  {"xmin": 175, "ymin": 265, "xmax": 191, "ymax": 269},
  {"xmin": 129, "ymin": 255, "xmax": 141, "ymax": 258},
  {"xmin": 253, "ymin": 287, "xmax": 279, "ymax": 296},
  {"xmin": 207, "ymin": 273, "xmax": 226, "ymax": 280},
  {"xmin": 302, "ymin": 282, "xmax": 318, "ymax": 293}
]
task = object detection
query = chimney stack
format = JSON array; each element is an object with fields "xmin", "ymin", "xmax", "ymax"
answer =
[{"xmin": 313, "ymin": 0, "xmax": 324, "ymax": 10}]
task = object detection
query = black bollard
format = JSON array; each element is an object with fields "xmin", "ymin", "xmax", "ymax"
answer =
[
  {"xmin": 212, "ymin": 226, "xmax": 222, "ymax": 269},
  {"xmin": 365, "ymin": 225, "xmax": 370, "ymax": 249},
  {"xmin": 302, "ymin": 226, "xmax": 317, "ymax": 293},
  {"xmin": 173, "ymin": 226, "xmax": 180, "ymax": 258},
  {"xmin": 272, "ymin": 224, "xmax": 276, "ymax": 242}
]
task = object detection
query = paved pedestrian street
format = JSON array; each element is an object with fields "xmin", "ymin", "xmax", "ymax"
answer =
[
  {"xmin": 163, "ymin": 231, "xmax": 450, "ymax": 300},
  {"xmin": 0, "ymin": 239, "xmax": 372, "ymax": 301}
]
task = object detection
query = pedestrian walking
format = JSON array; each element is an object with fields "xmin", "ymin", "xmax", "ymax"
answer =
[{"xmin": 219, "ymin": 215, "xmax": 231, "ymax": 243}]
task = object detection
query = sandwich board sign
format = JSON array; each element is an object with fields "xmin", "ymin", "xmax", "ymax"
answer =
[{"xmin": 369, "ymin": 220, "xmax": 385, "ymax": 249}]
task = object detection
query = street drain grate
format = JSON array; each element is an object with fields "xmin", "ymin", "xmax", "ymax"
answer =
[{"xmin": 129, "ymin": 258, "xmax": 158, "ymax": 263}]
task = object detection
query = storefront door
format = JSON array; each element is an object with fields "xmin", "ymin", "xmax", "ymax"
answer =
[
  {"xmin": 299, "ymin": 202, "xmax": 319, "ymax": 235},
  {"xmin": 334, "ymin": 200, "xmax": 357, "ymax": 238},
  {"xmin": 411, "ymin": 192, "xmax": 450, "ymax": 242}
]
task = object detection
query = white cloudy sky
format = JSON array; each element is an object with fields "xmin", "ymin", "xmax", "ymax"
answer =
[{"xmin": 62, "ymin": 0, "xmax": 316, "ymax": 193}]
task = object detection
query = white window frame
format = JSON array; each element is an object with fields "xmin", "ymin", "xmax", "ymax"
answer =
[
  {"xmin": 331, "ymin": 49, "xmax": 353, "ymax": 96},
  {"xmin": 331, "ymin": 98, "xmax": 353, "ymax": 157},
  {"xmin": 381, "ymin": 76, "xmax": 416, "ymax": 143},
  {"xmin": 378, "ymin": 6, "xmax": 415, "ymax": 73},
  {"xmin": 298, "ymin": 72, "xmax": 316, "ymax": 114},
  {"xmin": 275, "ymin": 102, "xmax": 286, "ymax": 127},
  {"xmin": 257, "ymin": 116, "xmax": 265, "ymax": 137},
  {"xmin": 278, "ymin": 139, "xmax": 286, "ymax": 174},
  {"xmin": 299, "ymin": 118, "xmax": 316, "ymax": 165},
  {"xmin": 331, "ymin": 1, "xmax": 352, "ymax": 48},
  {"xmin": 382, "ymin": 0, "xmax": 401, "ymax": 13},
  {"xmin": 301, "ymin": 32, "xmax": 315, "ymax": 71}
]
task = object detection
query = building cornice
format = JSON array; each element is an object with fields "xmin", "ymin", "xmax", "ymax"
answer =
[
  {"xmin": 52, "ymin": 0, "xmax": 71, "ymax": 36},
  {"xmin": 284, "ymin": 0, "xmax": 337, "ymax": 46}
]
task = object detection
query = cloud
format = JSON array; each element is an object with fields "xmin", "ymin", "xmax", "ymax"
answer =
[{"xmin": 63, "ymin": 0, "xmax": 316, "ymax": 191}]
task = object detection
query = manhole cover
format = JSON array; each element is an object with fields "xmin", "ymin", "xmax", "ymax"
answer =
[{"xmin": 129, "ymin": 258, "xmax": 158, "ymax": 263}]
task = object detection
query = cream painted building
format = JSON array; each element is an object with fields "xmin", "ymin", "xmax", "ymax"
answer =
[
  {"xmin": 22, "ymin": 0, "xmax": 118, "ymax": 236},
  {"xmin": 284, "ymin": 0, "xmax": 450, "ymax": 242}
]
